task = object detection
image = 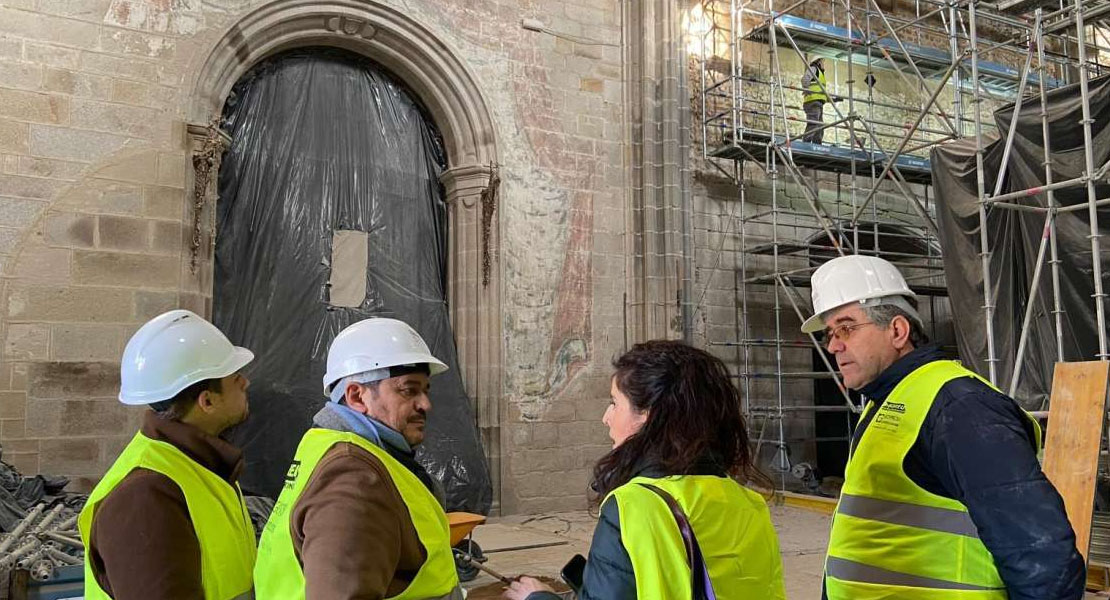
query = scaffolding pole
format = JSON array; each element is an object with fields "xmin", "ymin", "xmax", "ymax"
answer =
[
  {"xmin": 970, "ymin": 0, "xmax": 1000, "ymax": 383},
  {"xmin": 1037, "ymin": 8, "xmax": 1066, "ymax": 364},
  {"xmin": 1075, "ymin": 0, "xmax": 1110, "ymax": 358},
  {"xmin": 695, "ymin": 0, "xmax": 1110, "ymax": 492}
]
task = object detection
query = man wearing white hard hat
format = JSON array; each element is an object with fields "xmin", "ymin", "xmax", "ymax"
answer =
[
  {"xmin": 255, "ymin": 317, "xmax": 463, "ymax": 599},
  {"xmin": 78, "ymin": 310, "xmax": 256, "ymax": 600},
  {"xmin": 810, "ymin": 255, "xmax": 1084, "ymax": 600}
]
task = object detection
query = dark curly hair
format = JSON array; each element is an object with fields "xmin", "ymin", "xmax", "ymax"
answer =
[{"xmin": 590, "ymin": 340, "xmax": 772, "ymax": 500}]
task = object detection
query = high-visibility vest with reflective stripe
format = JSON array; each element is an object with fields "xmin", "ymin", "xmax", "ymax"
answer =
[
  {"xmin": 804, "ymin": 68, "xmax": 829, "ymax": 104},
  {"xmin": 254, "ymin": 428, "xmax": 461, "ymax": 600},
  {"xmin": 607, "ymin": 475, "xmax": 786, "ymax": 600},
  {"xmin": 79, "ymin": 431, "xmax": 256, "ymax": 600},
  {"xmin": 826, "ymin": 360, "xmax": 1042, "ymax": 599}
]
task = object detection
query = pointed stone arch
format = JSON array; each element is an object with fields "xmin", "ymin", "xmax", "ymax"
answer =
[{"xmin": 185, "ymin": 0, "xmax": 503, "ymax": 508}]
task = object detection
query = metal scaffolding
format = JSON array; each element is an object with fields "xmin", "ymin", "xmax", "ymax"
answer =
[{"xmin": 693, "ymin": 0, "xmax": 1110, "ymax": 493}]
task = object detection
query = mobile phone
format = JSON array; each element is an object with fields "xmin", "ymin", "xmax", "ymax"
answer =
[{"xmin": 560, "ymin": 554, "xmax": 587, "ymax": 594}]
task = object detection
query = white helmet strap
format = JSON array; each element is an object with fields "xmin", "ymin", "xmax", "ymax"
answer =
[
  {"xmin": 327, "ymin": 363, "xmax": 433, "ymax": 404},
  {"xmin": 328, "ymin": 368, "xmax": 390, "ymax": 403}
]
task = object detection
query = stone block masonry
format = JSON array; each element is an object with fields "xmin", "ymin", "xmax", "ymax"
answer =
[
  {"xmin": 0, "ymin": 0, "xmax": 637, "ymax": 515},
  {"xmin": 0, "ymin": 0, "xmax": 214, "ymax": 486}
]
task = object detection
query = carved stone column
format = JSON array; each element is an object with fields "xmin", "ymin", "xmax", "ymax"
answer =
[
  {"xmin": 441, "ymin": 163, "xmax": 502, "ymax": 512},
  {"xmin": 182, "ymin": 123, "xmax": 231, "ymax": 318},
  {"xmin": 624, "ymin": 0, "xmax": 694, "ymax": 342}
]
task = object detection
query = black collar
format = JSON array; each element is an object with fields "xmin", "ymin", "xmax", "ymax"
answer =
[
  {"xmin": 631, "ymin": 455, "xmax": 728, "ymax": 479},
  {"xmin": 858, "ymin": 343, "xmax": 948, "ymax": 402}
]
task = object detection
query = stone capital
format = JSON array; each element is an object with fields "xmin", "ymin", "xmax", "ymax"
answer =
[{"xmin": 441, "ymin": 163, "xmax": 494, "ymax": 201}]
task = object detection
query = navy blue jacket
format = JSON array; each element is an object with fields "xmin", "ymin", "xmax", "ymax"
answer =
[{"xmin": 824, "ymin": 345, "xmax": 1085, "ymax": 599}]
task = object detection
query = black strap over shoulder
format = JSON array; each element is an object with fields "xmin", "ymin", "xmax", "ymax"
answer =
[{"xmin": 638, "ymin": 482, "xmax": 718, "ymax": 600}]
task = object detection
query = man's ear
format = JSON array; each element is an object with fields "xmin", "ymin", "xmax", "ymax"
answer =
[
  {"xmin": 195, "ymin": 389, "xmax": 217, "ymax": 414},
  {"xmin": 890, "ymin": 315, "xmax": 913, "ymax": 350},
  {"xmin": 344, "ymin": 382, "xmax": 369, "ymax": 414}
]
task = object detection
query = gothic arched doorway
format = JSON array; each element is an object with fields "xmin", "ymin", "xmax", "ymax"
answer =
[{"xmin": 213, "ymin": 48, "xmax": 491, "ymax": 513}]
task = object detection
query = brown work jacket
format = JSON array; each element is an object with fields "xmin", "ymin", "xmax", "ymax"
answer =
[
  {"xmin": 86, "ymin": 411, "xmax": 244, "ymax": 599},
  {"xmin": 290, "ymin": 441, "xmax": 428, "ymax": 599}
]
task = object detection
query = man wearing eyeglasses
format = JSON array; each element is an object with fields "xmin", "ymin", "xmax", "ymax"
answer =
[{"xmin": 807, "ymin": 255, "xmax": 1084, "ymax": 600}]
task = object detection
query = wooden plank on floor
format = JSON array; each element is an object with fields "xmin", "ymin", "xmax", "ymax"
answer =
[
  {"xmin": 1087, "ymin": 563, "xmax": 1110, "ymax": 592},
  {"xmin": 773, "ymin": 491, "xmax": 838, "ymax": 515},
  {"xmin": 1042, "ymin": 361, "xmax": 1110, "ymax": 561}
]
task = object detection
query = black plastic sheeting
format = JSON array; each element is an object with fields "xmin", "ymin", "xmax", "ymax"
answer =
[
  {"xmin": 0, "ymin": 452, "xmax": 79, "ymax": 532},
  {"xmin": 213, "ymin": 49, "xmax": 492, "ymax": 513},
  {"xmin": 932, "ymin": 75, "xmax": 1110, "ymax": 409}
]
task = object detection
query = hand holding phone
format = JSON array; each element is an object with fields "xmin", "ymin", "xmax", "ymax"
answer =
[{"xmin": 560, "ymin": 554, "xmax": 587, "ymax": 595}]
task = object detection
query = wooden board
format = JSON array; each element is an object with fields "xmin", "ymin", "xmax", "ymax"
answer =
[
  {"xmin": 1087, "ymin": 564, "xmax": 1110, "ymax": 592},
  {"xmin": 1042, "ymin": 361, "xmax": 1110, "ymax": 561}
]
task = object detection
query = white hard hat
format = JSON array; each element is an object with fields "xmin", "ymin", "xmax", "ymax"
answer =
[
  {"xmin": 800, "ymin": 255, "xmax": 916, "ymax": 333},
  {"xmin": 322, "ymin": 318, "xmax": 449, "ymax": 396},
  {"xmin": 119, "ymin": 310, "xmax": 254, "ymax": 406}
]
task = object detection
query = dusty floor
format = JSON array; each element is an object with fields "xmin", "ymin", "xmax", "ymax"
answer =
[{"xmin": 464, "ymin": 505, "xmax": 1107, "ymax": 599}]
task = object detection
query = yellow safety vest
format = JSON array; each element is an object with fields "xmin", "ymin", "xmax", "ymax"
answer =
[
  {"xmin": 254, "ymin": 428, "xmax": 460, "ymax": 600},
  {"xmin": 826, "ymin": 360, "xmax": 1042, "ymax": 599},
  {"xmin": 607, "ymin": 475, "xmax": 786, "ymax": 600},
  {"xmin": 804, "ymin": 67, "xmax": 829, "ymax": 104},
  {"xmin": 78, "ymin": 431, "xmax": 256, "ymax": 600}
]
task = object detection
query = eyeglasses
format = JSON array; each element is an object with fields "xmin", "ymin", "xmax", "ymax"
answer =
[{"xmin": 819, "ymin": 321, "xmax": 875, "ymax": 348}]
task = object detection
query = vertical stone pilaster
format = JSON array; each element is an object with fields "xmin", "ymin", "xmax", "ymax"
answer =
[
  {"xmin": 625, "ymin": 0, "xmax": 693, "ymax": 342},
  {"xmin": 442, "ymin": 163, "xmax": 502, "ymax": 513}
]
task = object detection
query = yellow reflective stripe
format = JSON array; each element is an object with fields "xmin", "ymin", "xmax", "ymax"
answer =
[
  {"xmin": 231, "ymin": 592, "xmax": 254, "ymax": 600},
  {"xmin": 836, "ymin": 494, "xmax": 981, "ymax": 539},
  {"xmin": 826, "ymin": 557, "xmax": 1005, "ymax": 591}
]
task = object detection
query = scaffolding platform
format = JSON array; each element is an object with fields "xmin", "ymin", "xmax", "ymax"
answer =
[
  {"xmin": 709, "ymin": 128, "xmax": 933, "ymax": 183},
  {"xmin": 744, "ymin": 14, "xmax": 1060, "ymax": 93},
  {"xmin": 745, "ymin": 273, "xmax": 949, "ymax": 296}
]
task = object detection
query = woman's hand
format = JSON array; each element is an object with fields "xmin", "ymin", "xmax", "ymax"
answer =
[{"xmin": 501, "ymin": 576, "xmax": 556, "ymax": 600}]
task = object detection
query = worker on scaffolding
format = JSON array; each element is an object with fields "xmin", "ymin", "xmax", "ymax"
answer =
[
  {"xmin": 254, "ymin": 317, "xmax": 463, "ymax": 599},
  {"xmin": 805, "ymin": 255, "xmax": 1085, "ymax": 599},
  {"xmin": 801, "ymin": 57, "xmax": 842, "ymax": 144},
  {"xmin": 79, "ymin": 310, "xmax": 257, "ymax": 600}
]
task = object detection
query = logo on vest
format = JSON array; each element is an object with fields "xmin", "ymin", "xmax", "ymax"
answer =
[
  {"xmin": 872, "ymin": 402, "xmax": 904, "ymax": 432},
  {"xmin": 284, "ymin": 460, "xmax": 301, "ymax": 488}
]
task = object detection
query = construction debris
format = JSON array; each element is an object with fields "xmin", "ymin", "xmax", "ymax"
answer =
[
  {"xmin": 0, "ymin": 450, "xmax": 86, "ymax": 593},
  {"xmin": 0, "ymin": 502, "xmax": 82, "ymax": 583},
  {"xmin": 0, "ymin": 459, "xmax": 76, "ymax": 534}
]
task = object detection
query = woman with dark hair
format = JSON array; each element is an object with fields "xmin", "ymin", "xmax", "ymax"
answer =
[{"xmin": 504, "ymin": 340, "xmax": 786, "ymax": 600}]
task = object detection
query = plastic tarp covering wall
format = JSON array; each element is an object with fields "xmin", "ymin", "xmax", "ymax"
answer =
[
  {"xmin": 213, "ymin": 49, "xmax": 492, "ymax": 513},
  {"xmin": 932, "ymin": 75, "xmax": 1110, "ymax": 409}
]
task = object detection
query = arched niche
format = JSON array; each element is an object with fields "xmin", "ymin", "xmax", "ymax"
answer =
[{"xmin": 184, "ymin": 0, "xmax": 503, "ymax": 509}]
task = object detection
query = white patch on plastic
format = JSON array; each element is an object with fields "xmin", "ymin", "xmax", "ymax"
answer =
[{"xmin": 328, "ymin": 230, "xmax": 369, "ymax": 308}]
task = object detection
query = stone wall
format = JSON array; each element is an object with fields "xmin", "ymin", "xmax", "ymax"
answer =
[
  {"xmin": 0, "ymin": 0, "xmax": 200, "ymax": 483},
  {"xmin": 0, "ymin": 0, "xmax": 1036, "ymax": 511},
  {"xmin": 0, "ymin": 0, "xmax": 641, "ymax": 514}
]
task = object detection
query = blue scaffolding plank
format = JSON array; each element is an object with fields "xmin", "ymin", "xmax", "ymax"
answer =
[
  {"xmin": 747, "ymin": 14, "xmax": 1059, "ymax": 93},
  {"xmin": 774, "ymin": 14, "xmax": 863, "ymax": 43},
  {"xmin": 787, "ymin": 138, "xmax": 931, "ymax": 175},
  {"xmin": 708, "ymin": 129, "xmax": 933, "ymax": 184}
]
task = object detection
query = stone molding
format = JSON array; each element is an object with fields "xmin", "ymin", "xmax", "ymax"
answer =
[{"xmin": 185, "ymin": 0, "xmax": 503, "ymax": 509}]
